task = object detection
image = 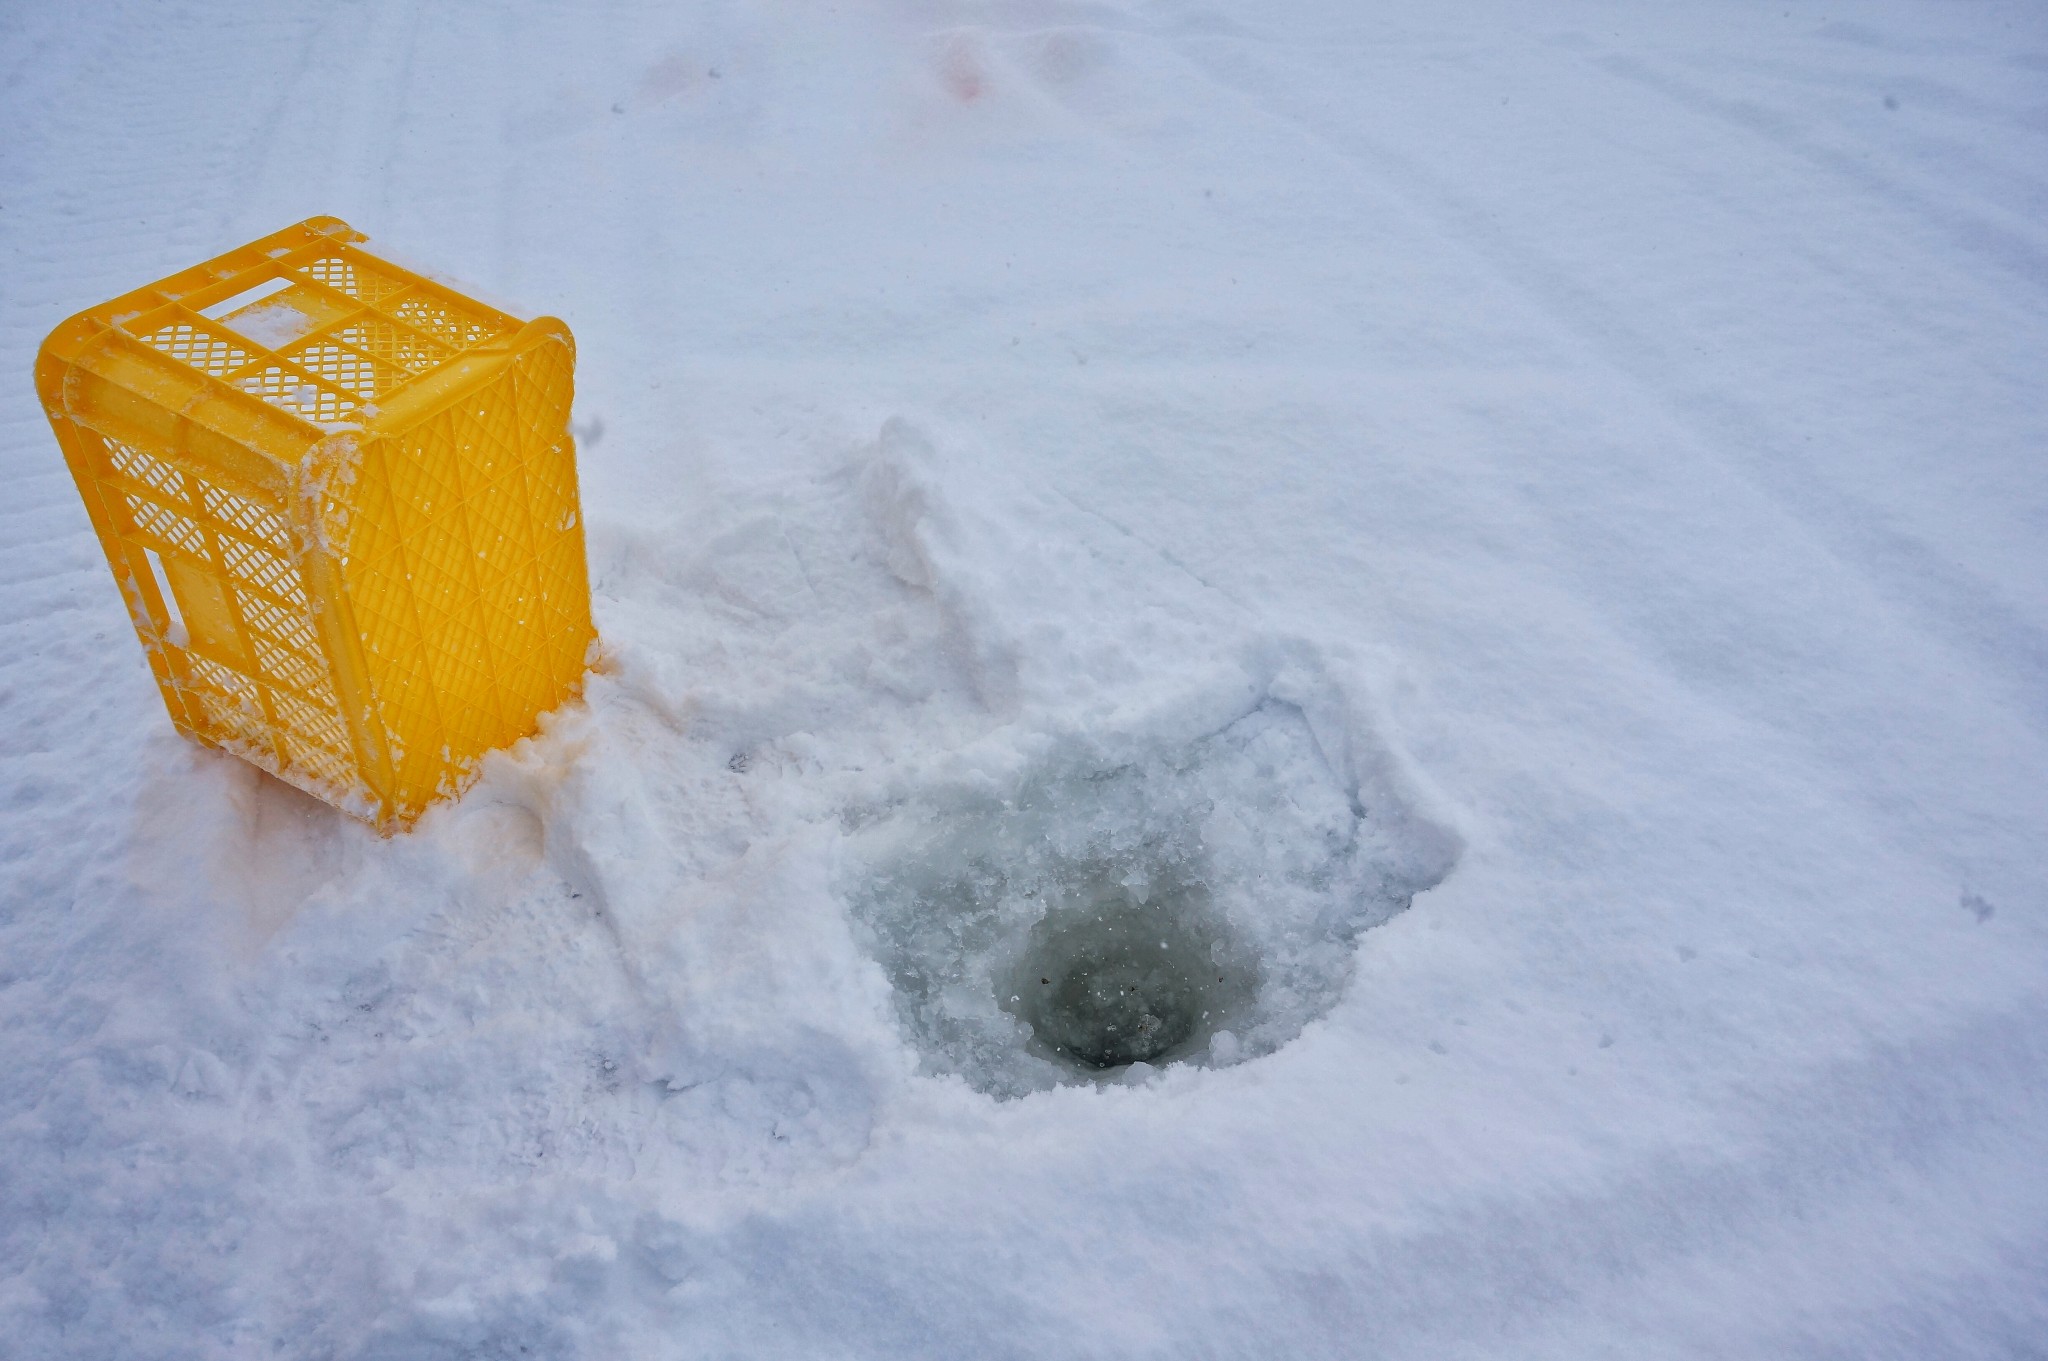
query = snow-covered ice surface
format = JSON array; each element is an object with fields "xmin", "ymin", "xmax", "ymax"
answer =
[{"xmin": 4, "ymin": 0, "xmax": 2046, "ymax": 1355}]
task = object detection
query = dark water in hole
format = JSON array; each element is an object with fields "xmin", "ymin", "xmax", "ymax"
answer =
[{"xmin": 1004, "ymin": 877, "xmax": 1257, "ymax": 1071}]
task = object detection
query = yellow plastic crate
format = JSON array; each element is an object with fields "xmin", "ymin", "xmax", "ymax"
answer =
[{"xmin": 35, "ymin": 216, "xmax": 595, "ymax": 832}]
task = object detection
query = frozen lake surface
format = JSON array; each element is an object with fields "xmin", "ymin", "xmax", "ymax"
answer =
[{"xmin": 2, "ymin": 1, "xmax": 2044, "ymax": 1356}]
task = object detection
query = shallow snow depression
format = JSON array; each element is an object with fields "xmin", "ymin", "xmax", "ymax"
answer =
[{"xmin": 846, "ymin": 701, "xmax": 1453, "ymax": 1096}]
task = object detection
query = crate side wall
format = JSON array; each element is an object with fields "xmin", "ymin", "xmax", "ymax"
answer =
[
  {"xmin": 338, "ymin": 333, "xmax": 591, "ymax": 824},
  {"xmin": 45, "ymin": 399, "xmax": 374, "ymax": 816}
]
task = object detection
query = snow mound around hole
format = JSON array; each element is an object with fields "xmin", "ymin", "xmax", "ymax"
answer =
[{"xmin": 845, "ymin": 696, "xmax": 1458, "ymax": 1098}]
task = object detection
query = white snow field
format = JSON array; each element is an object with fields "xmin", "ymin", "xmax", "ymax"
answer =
[{"xmin": 4, "ymin": 0, "xmax": 2047, "ymax": 1356}]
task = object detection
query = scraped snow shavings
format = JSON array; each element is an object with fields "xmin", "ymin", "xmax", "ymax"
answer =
[{"xmin": 3, "ymin": 0, "xmax": 2047, "ymax": 1358}]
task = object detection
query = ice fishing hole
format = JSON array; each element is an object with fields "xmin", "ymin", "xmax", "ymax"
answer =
[{"xmin": 842, "ymin": 701, "xmax": 1460, "ymax": 1099}]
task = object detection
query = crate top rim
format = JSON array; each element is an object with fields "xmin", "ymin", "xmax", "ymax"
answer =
[{"xmin": 38, "ymin": 216, "xmax": 573, "ymax": 450}]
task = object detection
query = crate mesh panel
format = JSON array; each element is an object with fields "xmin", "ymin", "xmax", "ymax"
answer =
[
  {"xmin": 126, "ymin": 496, "xmax": 208, "ymax": 555},
  {"xmin": 108, "ymin": 440, "xmax": 187, "ymax": 500},
  {"xmin": 239, "ymin": 364, "xmax": 358, "ymax": 423},
  {"xmin": 218, "ymin": 537, "xmax": 305, "ymax": 605},
  {"xmin": 283, "ymin": 342, "xmax": 408, "ymax": 400},
  {"xmin": 142, "ymin": 322, "xmax": 255, "ymax": 378},
  {"xmin": 238, "ymin": 592, "xmax": 317, "ymax": 653},
  {"xmin": 299, "ymin": 256, "xmax": 409, "ymax": 307},
  {"xmin": 334, "ymin": 319, "xmax": 449, "ymax": 373},
  {"xmin": 202, "ymin": 485, "xmax": 290, "ymax": 549},
  {"xmin": 392, "ymin": 295, "xmax": 501, "ymax": 350}
]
